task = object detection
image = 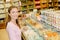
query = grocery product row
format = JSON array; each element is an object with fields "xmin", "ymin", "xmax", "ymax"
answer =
[{"xmin": 18, "ymin": 12, "xmax": 60, "ymax": 40}]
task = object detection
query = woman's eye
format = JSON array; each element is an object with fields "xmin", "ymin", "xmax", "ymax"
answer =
[
  {"xmin": 12, "ymin": 11, "xmax": 18, "ymax": 13},
  {"xmin": 12, "ymin": 11, "xmax": 15, "ymax": 13}
]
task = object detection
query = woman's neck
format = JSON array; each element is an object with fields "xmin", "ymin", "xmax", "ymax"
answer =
[
  {"xmin": 11, "ymin": 19, "xmax": 16, "ymax": 24},
  {"xmin": 10, "ymin": 19, "xmax": 20, "ymax": 28}
]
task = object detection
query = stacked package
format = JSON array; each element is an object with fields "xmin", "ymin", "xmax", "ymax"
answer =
[{"xmin": 40, "ymin": 9, "xmax": 60, "ymax": 30}]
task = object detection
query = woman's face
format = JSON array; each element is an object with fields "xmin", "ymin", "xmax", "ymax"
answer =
[{"xmin": 9, "ymin": 8, "xmax": 19, "ymax": 20}]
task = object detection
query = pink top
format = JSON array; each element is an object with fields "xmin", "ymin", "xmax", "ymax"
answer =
[{"xmin": 6, "ymin": 22, "xmax": 21, "ymax": 40}]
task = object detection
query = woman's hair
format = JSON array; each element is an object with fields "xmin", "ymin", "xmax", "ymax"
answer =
[
  {"xmin": 6, "ymin": 6, "xmax": 20, "ymax": 27},
  {"xmin": 8, "ymin": 6, "xmax": 18, "ymax": 13}
]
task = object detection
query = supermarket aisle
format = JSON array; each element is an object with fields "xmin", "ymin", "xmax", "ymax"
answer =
[{"xmin": 0, "ymin": 0, "xmax": 60, "ymax": 40}]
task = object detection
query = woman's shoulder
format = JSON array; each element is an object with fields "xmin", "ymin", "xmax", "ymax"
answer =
[
  {"xmin": 6, "ymin": 22, "xmax": 20, "ymax": 30},
  {"xmin": 7, "ymin": 22, "xmax": 12, "ymax": 27},
  {"xmin": 6, "ymin": 22, "xmax": 14, "ymax": 30},
  {"xmin": 6, "ymin": 21, "xmax": 21, "ymax": 32}
]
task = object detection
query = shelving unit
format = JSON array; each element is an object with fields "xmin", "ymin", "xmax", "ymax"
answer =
[
  {"xmin": 53, "ymin": 0, "xmax": 58, "ymax": 9},
  {"xmin": 27, "ymin": 0, "xmax": 34, "ymax": 12},
  {"xmin": 0, "ymin": 0, "xmax": 4, "ymax": 22},
  {"xmin": 33, "ymin": 0, "xmax": 52, "ymax": 12},
  {"xmin": 0, "ymin": 0, "xmax": 60, "ymax": 29},
  {"xmin": 58, "ymin": 0, "xmax": 60, "ymax": 9},
  {"xmin": 33, "ymin": 0, "xmax": 41, "ymax": 12},
  {"xmin": 52, "ymin": 0, "xmax": 60, "ymax": 10},
  {"xmin": 20, "ymin": 0, "xmax": 34, "ymax": 13},
  {"xmin": 0, "ymin": 0, "xmax": 6, "ymax": 29},
  {"xmin": 20, "ymin": 0, "xmax": 28, "ymax": 13},
  {"xmin": 41, "ymin": 0, "xmax": 48, "ymax": 9},
  {"xmin": 0, "ymin": 0, "xmax": 21, "ymax": 29},
  {"xmin": 40, "ymin": 9, "xmax": 60, "ymax": 30},
  {"xmin": 48, "ymin": 0, "xmax": 53, "ymax": 9}
]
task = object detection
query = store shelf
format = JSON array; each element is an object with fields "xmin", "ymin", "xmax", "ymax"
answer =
[
  {"xmin": 35, "ymin": 6, "xmax": 41, "ymax": 9},
  {"xmin": 21, "ymin": 6, "xmax": 27, "ymax": 10},
  {"xmin": 20, "ymin": 0, "xmax": 27, "ymax": 6},
  {"xmin": 22, "ymin": 10, "xmax": 27, "ymax": 14},
  {"xmin": 12, "ymin": 0, "xmax": 19, "ymax": 2},
  {"xmin": 28, "ymin": 0, "xmax": 33, "ymax": 5},
  {"xmin": 0, "ymin": 9, "xmax": 5, "ymax": 13},
  {"xmin": 0, "ymin": 3, "xmax": 4, "ymax": 8},
  {"xmin": 13, "ymin": 2, "xmax": 19, "ymax": 6},
  {"xmin": 40, "ymin": 0, "xmax": 47, "ymax": 3},
  {"xmin": 42, "ymin": 4, "xmax": 47, "ymax": 8},
  {"xmin": 35, "ymin": 1, "xmax": 40, "ymax": 4},
  {"xmin": 21, "ymin": 4, "xmax": 27, "ymax": 7},
  {"xmin": 29, "ymin": 9, "xmax": 33, "ymax": 12},
  {"xmin": 40, "ymin": 9, "xmax": 60, "ymax": 30},
  {"xmin": 28, "ymin": 5, "xmax": 34, "ymax": 9},
  {"xmin": 0, "ymin": 0, "xmax": 4, "ymax": 4},
  {"xmin": 53, "ymin": 0, "xmax": 58, "ymax": 3},
  {"xmin": 48, "ymin": 2, "xmax": 52, "ymax": 4},
  {"xmin": 0, "ymin": 18, "xmax": 5, "ymax": 23},
  {"xmin": 0, "ymin": 14, "xmax": 6, "ymax": 18},
  {"xmin": 49, "ymin": 0, "xmax": 52, "ymax": 2},
  {"xmin": 5, "ymin": 2, "xmax": 11, "ymax": 8}
]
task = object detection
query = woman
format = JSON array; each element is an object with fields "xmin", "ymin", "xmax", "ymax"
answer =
[{"xmin": 6, "ymin": 6, "xmax": 22, "ymax": 40}]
